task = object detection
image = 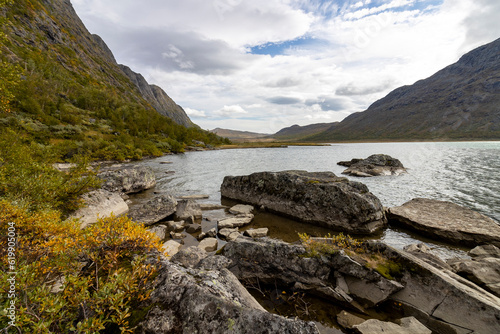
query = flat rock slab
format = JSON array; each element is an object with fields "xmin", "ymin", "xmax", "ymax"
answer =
[
  {"xmin": 218, "ymin": 228, "xmax": 241, "ymax": 241},
  {"xmin": 177, "ymin": 194, "xmax": 209, "ymax": 200},
  {"xmin": 217, "ymin": 214, "xmax": 254, "ymax": 229},
  {"xmin": 229, "ymin": 204, "xmax": 254, "ymax": 215},
  {"xmin": 353, "ymin": 317, "xmax": 431, "ymax": 334},
  {"xmin": 243, "ymin": 228, "xmax": 268, "ymax": 238},
  {"xmin": 221, "ymin": 170, "xmax": 386, "ymax": 234},
  {"xmin": 71, "ymin": 189, "xmax": 129, "ymax": 229},
  {"xmin": 200, "ymin": 203, "xmax": 228, "ymax": 211},
  {"xmin": 175, "ymin": 199, "xmax": 202, "ymax": 220},
  {"xmin": 387, "ymin": 198, "xmax": 500, "ymax": 247}
]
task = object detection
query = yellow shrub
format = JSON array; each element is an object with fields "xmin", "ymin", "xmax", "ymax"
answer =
[{"xmin": 0, "ymin": 200, "xmax": 162, "ymax": 333}]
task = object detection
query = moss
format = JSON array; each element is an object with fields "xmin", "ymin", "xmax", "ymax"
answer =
[{"xmin": 374, "ymin": 260, "xmax": 403, "ymax": 280}]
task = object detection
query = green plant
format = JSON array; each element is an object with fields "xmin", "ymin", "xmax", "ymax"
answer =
[{"xmin": 298, "ymin": 232, "xmax": 363, "ymax": 257}]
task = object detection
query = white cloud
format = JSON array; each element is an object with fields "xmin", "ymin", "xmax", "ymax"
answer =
[{"xmin": 71, "ymin": 0, "xmax": 500, "ymax": 132}]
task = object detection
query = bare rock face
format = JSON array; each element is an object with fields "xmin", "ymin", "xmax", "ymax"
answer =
[
  {"xmin": 387, "ymin": 198, "xmax": 500, "ymax": 247},
  {"xmin": 221, "ymin": 170, "xmax": 386, "ymax": 234},
  {"xmin": 128, "ymin": 195, "xmax": 177, "ymax": 226},
  {"xmin": 338, "ymin": 154, "xmax": 407, "ymax": 177},
  {"xmin": 70, "ymin": 189, "xmax": 129, "ymax": 228},
  {"xmin": 353, "ymin": 317, "xmax": 431, "ymax": 334},
  {"xmin": 99, "ymin": 165, "xmax": 156, "ymax": 194}
]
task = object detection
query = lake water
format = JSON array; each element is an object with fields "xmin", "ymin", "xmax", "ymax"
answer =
[{"xmin": 133, "ymin": 141, "xmax": 500, "ymax": 259}]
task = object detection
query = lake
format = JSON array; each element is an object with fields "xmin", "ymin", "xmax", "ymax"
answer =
[{"xmin": 133, "ymin": 141, "xmax": 500, "ymax": 259}]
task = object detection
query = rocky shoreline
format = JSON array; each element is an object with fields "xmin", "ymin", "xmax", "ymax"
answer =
[{"xmin": 68, "ymin": 159, "xmax": 500, "ymax": 334}]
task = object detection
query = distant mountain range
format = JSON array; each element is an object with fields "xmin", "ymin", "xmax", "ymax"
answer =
[
  {"xmin": 309, "ymin": 38, "xmax": 500, "ymax": 141},
  {"xmin": 218, "ymin": 38, "xmax": 500, "ymax": 142}
]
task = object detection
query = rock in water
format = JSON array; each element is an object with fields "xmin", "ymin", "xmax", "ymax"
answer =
[
  {"xmin": 99, "ymin": 165, "xmax": 156, "ymax": 194},
  {"xmin": 387, "ymin": 198, "xmax": 500, "ymax": 247},
  {"xmin": 339, "ymin": 154, "xmax": 406, "ymax": 177},
  {"xmin": 174, "ymin": 199, "xmax": 202, "ymax": 220},
  {"xmin": 221, "ymin": 170, "xmax": 386, "ymax": 234},
  {"xmin": 128, "ymin": 195, "xmax": 177, "ymax": 226}
]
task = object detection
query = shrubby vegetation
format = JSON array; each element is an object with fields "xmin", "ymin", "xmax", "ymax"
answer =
[
  {"xmin": 0, "ymin": 130, "xmax": 163, "ymax": 332},
  {"xmin": 0, "ymin": 0, "xmax": 230, "ymax": 162}
]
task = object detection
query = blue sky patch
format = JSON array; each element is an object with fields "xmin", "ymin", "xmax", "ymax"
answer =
[{"xmin": 249, "ymin": 36, "xmax": 328, "ymax": 56}]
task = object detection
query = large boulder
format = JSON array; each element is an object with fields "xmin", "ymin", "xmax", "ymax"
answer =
[
  {"xmin": 137, "ymin": 257, "xmax": 319, "ymax": 334},
  {"xmin": 387, "ymin": 198, "xmax": 500, "ymax": 247},
  {"xmin": 353, "ymin": 317, "xmax": 431, "ymax": 334},
  {"xmin": 98, "ymin": 165, "xmax": 156, "ymax": 194},
  {"xmin": 128, "ymin": 195, "xmax": 177, "ymax": 226},
  {"xmin": 70, "ymin": 189, "xmax": 129, "ymax": 228},
  {"xmin": 220, "ymin": 170, "xmax": 386, "ymax": 234},
  {"xmin": 338, "ymin": 154, "xmax": 406, "ymax": 177}
]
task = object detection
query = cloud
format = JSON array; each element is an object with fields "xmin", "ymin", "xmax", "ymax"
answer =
[
  {"xmin": 184, "ymin": 107, "xmax": 207, "ymax": 117},
  {"xmin": 461, "ymin": 0, "xmax": 500, "ymax": 51},
  {"xmin": 336, "ymin": 80, "xmax": 394, "ymax": 96},
  {"xmin": 266, "ymin": 96, "xmax": 303, "ymax": 105},
  {"xmin": 306, "ymin": 96, "xmax": 349, "ymax": 111},
  {"xmin": 71, "ymin": 0, "xmax": 500, "ymax": 132},
  {"xmin": 214, "ymin": 105, "xmax": 248, "ymax": 117}
]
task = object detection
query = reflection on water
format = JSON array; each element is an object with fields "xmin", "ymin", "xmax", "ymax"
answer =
[{"xmin": 133, "ymin": 142, "xmax": 500, "ymax": 259}]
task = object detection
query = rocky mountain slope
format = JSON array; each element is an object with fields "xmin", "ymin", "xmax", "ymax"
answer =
[
  {"xmin": 211, "ymin": 128, "xmax": 271, "ymax": 142},
  {"xmin": 310, "ymin": 38, "xmax": 500, "ymax": 141},
  {"xmin": 119, "ymin": 65, "xmax": 193, "ymax": 127},
  {"xmin": 0, "ymin": 0, "xmax": 225, "ymax": 160}
]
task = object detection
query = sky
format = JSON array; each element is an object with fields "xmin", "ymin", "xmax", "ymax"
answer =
[{"xmin": 71, "ymin": 0, "xmax": 500, "ymax": 133}]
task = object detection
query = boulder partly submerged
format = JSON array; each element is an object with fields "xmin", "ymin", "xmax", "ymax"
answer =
[
  {"xmin": 338, "ymin": 154, "xmax": 406, "ymax": 177},
  {"xmin": 221, "ymin": 170, "xmax": 386, "ymax": 234},
  {"xmin": 98, "ymin": 165, "xmax": 156, "ymax": 194},
  {"xmin": 387, "ymin": 198, "xmax": 500, "ymax": 247}
]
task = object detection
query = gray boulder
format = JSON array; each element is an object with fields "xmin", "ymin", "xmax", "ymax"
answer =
[
  {"xmin": 70, "ymin": 189, "xmax": 129, "ymax": 228},
  {"xmin": 218, "ymin": 228, "xmax": 241, "ymax": 241},
  {"xmin": 470, "ymin": 244, "xmax": 500, "ymax": 259},
  {"xmin": 174, "ymin": 199, "xmax": 202, "ymax": 220},
  {"xmin": 403, "ymin": 243, "xmax": 453, "ymax": 271},
  {"xmin": 197, "ymin": 228, "xmax": 217, "ymax": 241},
  {"xmin": 171, "ymin": 246, "xmax": 208, "ymax": 268},
  {"xmin": 137, "ymin": 259, "xmax": 319, "ymax": 334},
  {"xmin": 99, "ymin": 165, "xmax": 156, "ymax": 194},
  {"xmin": 198, "ymin": 237, "xmax": 218, "ymax": 252},
  {"xmin": 388, "ymin": 198, "xmax": 500, "ymax": 247},
  {"xmin": 128, "ymin": 195, "xmax": 177, "ymax": 226},
  {"xmin": 244, "ymin": 228, "xmax": 269, "ymax": 238},
  {"xmin": 221, "ymin": 170, "xmax": 386, "ymax": 234},
  {"xmin": 339, "ymin": 154, "xmax": 407, "ymax": 177}
]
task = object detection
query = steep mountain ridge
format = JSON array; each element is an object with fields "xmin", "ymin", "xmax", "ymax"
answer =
[
  {"xmin": 310, "ymin": 38, "xmax": 500, "ymax": 141},
  {"xmin": 0, "ymin": 0, "xmax": 225, "ymax": 160},
  {"xmin": 119, "ymin": 65, "xmax": 193, "ymax": 127}
]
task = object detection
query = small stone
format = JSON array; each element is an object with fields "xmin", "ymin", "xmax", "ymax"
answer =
[
  {"xmin": 229, "ymin": 204, "xmax": 254, "ymax": 215},
  {"xmin": 198, "ymin": 238, "xmax": 218, "ymax": 252},
  {"xmin": 170, "ymin": 232, "xmax": 186, "ymax": 239},
  {"xmin": 148, "ymin": 224, "xmax": 168, "ymax": 240},
  {"xmin": 200, "ymin": 203, "xmax": 228, "ymax": 211},
  {"xmin": 162, "ymin": 240, "xmax": 182, "ymax": 257},
  {"xmin": 186, "ymin": 224, "xmax": 202, "ymax": 233},
  {"xmin": 243, "ymin": 228, "xmax": 268, "ymax": 238}
]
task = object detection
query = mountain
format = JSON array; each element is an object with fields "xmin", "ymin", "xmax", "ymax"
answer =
[
  {"xmin": 211, "ymin": 128, "xmax": 271, "ymax": 142},
  {"xmin": 310, "ymin": 38, "xmax": 500, "ymax": 141},
  {"xmin": 119, "ymin": 65, "xmax": 193, "ymax": 128},
  {"xmin": 273, "ymin": 123, "xmax": 338, "ymax": 140},
  {"xmin": 0, "ymin": 0, "xmax": 226, "ymax": 160}
]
